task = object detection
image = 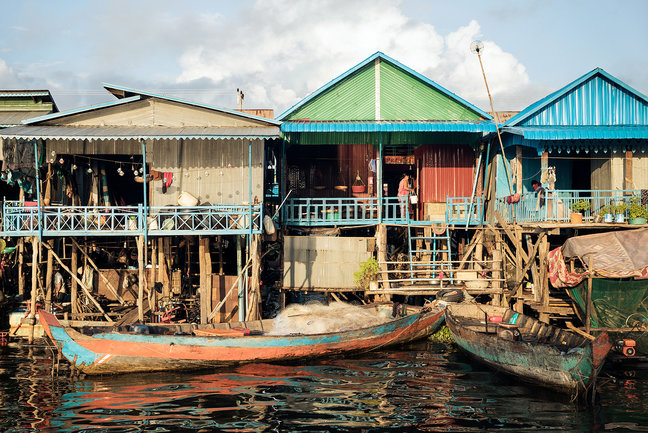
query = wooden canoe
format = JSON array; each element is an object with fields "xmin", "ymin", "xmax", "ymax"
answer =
[
  {"xmin": 446, "ymin": 303, "xmax": 612, "ymax": 394},
  {"xmin": 39, "ymin": 302, "xmax": 445, "ymax": 375}
]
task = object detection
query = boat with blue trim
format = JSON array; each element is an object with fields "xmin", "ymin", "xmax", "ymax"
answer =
[
  {"xmin": 446, "ymin": 303, "xmax": 611, "ymax": 394},
  {"xmin": 39, "ymin": 301, "xmax": 445, "ymax": 375}
]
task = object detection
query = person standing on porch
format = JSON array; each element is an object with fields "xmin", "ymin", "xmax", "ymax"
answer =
[{"xmin": 398, "ymin": 173, "xmax": 414, "ymax": 218}]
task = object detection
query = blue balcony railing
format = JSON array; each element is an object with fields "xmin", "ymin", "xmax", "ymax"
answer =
[
  {"xmin": 1, "ymin": 202, "xmax": 262, "ymax": 236},
  {"xmin": 496, "ymin": 189, "xmax": 642, "ymax": 223},
  {"xmin": 282, "ymin": 197, "xmax": 408, "ymax": 226},
  {"xmin": 446, "ymin": 196, "xmax": 484, "ymax": 225}
]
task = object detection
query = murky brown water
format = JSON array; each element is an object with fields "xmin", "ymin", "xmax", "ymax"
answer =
[{"xmin": 1, "ymin": 341, "xmax": 647, "ymax": 432}]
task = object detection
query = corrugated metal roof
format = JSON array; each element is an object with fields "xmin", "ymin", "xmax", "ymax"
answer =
[
  {"xmin": 504, "ymin": 125, "xmax": 648, "ymax": 140},
  {"xmin": 505, "ymin": 68, "xmax": 648, "ymax": 127},
  {"xmin": 0, "ymin": 125, "xmax": 280, "ymax": 140},
  {"xmin": 102, "ymin": 83, "xmax": 281, "ymax": 126},
  {"xmin": 282, "ymin": 120, "xmax": 496, "ymax": 133},
  {"xmin": 23, "ymin": 96, "xmax": 142, "ymax": 124},
  {"xmin": 0, "ymin": 91, "xmax": 50, "ymax": 97},
  {"xmin": 0, "ymin": 111, "xmax": 55, "ymax": 127},
  {"xmin": 277, "ymin": 52, "xmax": 492, "ymax": 121}
]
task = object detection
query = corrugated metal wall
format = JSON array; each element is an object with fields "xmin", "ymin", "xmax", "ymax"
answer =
[
  {"xmin": 415, "ymin": 142, "xmax": 475, "ymax": 202},
  {"xmin": 148, "ymin": 138, "xmax": 264, "ymax": 206},
  {"xmin": 283, "ymin": 236, "xmax": 373, "ymax": 289},
  {"xmin": 44, "ymin": 137, "xmax": 264, "ymax": 206}
]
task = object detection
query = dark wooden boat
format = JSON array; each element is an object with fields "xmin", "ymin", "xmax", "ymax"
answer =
[
  {"xmin": 446, "ymin": 303, "xmax": 612, "ymax": 394},
  {"xmin": 39, "ymin": 302, "xmax": 445, "ymax": 375}
]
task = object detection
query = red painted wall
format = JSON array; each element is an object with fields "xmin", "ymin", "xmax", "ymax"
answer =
[{"xmin": 415, "ymin": 143, "xmax": 476, "ymax": 203}]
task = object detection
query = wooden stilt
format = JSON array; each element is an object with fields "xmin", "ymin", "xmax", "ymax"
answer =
[
  {"xmin": 586, "ymin": 255, "xmax": 593, "ymax": 333},
  {"xmin": 71, "ymin": 241, "xmax": 78, "ymax": 319},
  {"xmin": 18, "ymin": 237, "xmax": 24, "ymax": 298},
  {"xmin": 157, "ymin": 238, "xmax": 164, "ymax": 290},
  {"xmin": 376, "ymin": 224, "xmax": 389, "ymax": 291},
  {"xmin": 41, "ymin": 241, "xmax": 113, "ymax": 322},
  {"xmin": 217, "ymin": 235, "xmax": 224, "ymax": 275},
  {"xmin": 163, "ymin": 238, "xmax": 171, "ymax": 297},
  {"xmin": 538, "ymin": 233, "xmax": 550, "ymax": 323},
  {"xmin": 151, "ymin": 238, "xmax": 157, "ymax": 288},
  {"xmin": 248, "ymin": 234, "xmax": 262, "ymax": 321},
  {"xmin": 137, "ymin": 235, "xmax": 145, "ymax": 323},
  {"xmin": 492, "ymin": 246, "xmax": 502, "ymax": 307},
  {"xmin": 199, "ymin": 236, "xmax": 212, "ymax": 324},
  {"xmin": 45, "ymin": 240, "xmax": 54, "ymax": 311},
  {"xmin": 28, "ymin": 236, "xmax": 39, "ymax": 344},
  {"xmin": 70, "ymin": 238, "xmax": 125, "ymax": 305}
]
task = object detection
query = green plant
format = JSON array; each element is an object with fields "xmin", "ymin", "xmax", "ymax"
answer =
[
  {"xmin": 570, "ymin": 199, "xmax": 590, "ymax": 213},
  {"xmin": 628, "ymin": 197, "xmax": 648, "ymax": 219},
  {"xmin": 613, "ymin": 200, "xmax": 627, "ymax": 215},
  {"xmin": 354, "ymin": 257, "xmax": 380, "ymax": 290},
  {"xmin": 598, "ymin": 204, "xmax": 612, "ymax": 216}
]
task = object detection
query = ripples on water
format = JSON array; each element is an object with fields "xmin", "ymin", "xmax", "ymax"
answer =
[{"xmin": 1, "ymin": 341, "xmax": 647, "ymax": 432}]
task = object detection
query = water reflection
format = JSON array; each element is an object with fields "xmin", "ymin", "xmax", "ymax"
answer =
[{"xmin": 1, "ymin": 342, "xmax": 647, "ymax": 432}]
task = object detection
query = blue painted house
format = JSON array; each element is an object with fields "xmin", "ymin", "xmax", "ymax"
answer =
[{"xmin": 494, "ymin": 68, "xmax": 648, "ymax": 223}]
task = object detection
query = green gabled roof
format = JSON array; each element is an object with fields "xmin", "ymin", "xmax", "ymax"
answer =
[{"xmin": 278, "ymin": 52, "xmax": 490, "ymax": 122}]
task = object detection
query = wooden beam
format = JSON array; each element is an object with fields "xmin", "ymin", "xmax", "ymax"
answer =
[
  {"xmin": 208, "ymin": 258, "xmax": 252, "ymax": 321},
  {"xmin": 510, "ymin": 232, "xmax": 546, "ymax": 302},
  {"xmin": 456, "ymin": 231, "xmax": 483, "ymax": 271},
  {"xmin": 71, "ymin": 241, "xmax": 78, "ymax": 318},
  {"xmin": 494, "ymin": 211, "xmax": 529, "ymax": 263},
  {"xmin": 566, "ymin": 321, "xmax": 596, "ymax": 341},
  {"xmin": 45, "ymin": 240, "xmax": 54, "ymax": 311},
  {"xmin": 586, "ymin": 255, "xmax": 593, "ymax": 333},
  {"xmin": 625, "ymin": 150, "xmax": 633, "ymax": 190},
  {"xmin": 70, "ymin": 238, "xmax": 125, "ymax": 305},
  {"xmin": 137, "ymin": 235, "xmax": 145, "ymax": 323},
  {"xmin": 41, "ymin": 241, "xmax": 113, "ymax": 323}
]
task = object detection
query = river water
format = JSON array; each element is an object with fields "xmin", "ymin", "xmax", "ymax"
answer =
[{"xmin": 0, "ymin": 341, "xmax": 647, "ymax": 432}]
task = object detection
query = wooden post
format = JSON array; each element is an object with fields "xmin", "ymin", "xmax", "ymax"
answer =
[
  {"xmin": 71, "ymin": 241, "xmax": 78, "ymax": 318},
  {"xmin": 586, "ymin": 254, "xmax": 593, "ymax": 333},
  {"xmin": 625, "ymin": 150, "xmax": 633, "ymax": 190},
  {"xmin": 376, "ymin": 224, "xmax": 389, "ymax": 291},
  {"xmin": 70, "ymin": 238, "xmax": 125, "ymax": 305},
  {"xmin": 217, "ymin": 235, "xmax": 224, "ymax": 275},
  {"xmin": 248, "ymin": 234, "xmax": 261, "ymax": 321},
  {"xmin": 514, "ymin": 228, "xmax": 523, "ymax": 313},
  {"xmin": 199, "ymin": 236, "xmax": 212, "ymax": 324},
  {"xmin": 151, "ymin": 238, "xmax": 157, "ymax": 288},
  {"xmin": 41, "ymin": 241, "xmax": 113, "ymax": 322},
  {"xmin": 30, "ymin": 237, "xmax": 39, "ymax": 316},
  {"xmin": 44, "ymin": 240, "xmax": 54, "ymax": 311},
  {"xmin": 539, "ymin": 233, "xmax": 550, "ymax": 323},
  {"xmin": 163, "ymin": 238, "xmax": 171, "ymax": 297},
  {"xmin": 492, "ymin": 243, "xmax": 502, "ymax": 307},
  {"xmin": 137, "ymin": 235, "xmax": 145, "ymax": 323},
  {"xmin": 541, "ymin": 151, "xmax": 549, "ymax": 182},
  {"xmin": 18, "ymin": 238, "xmax": 25, "ymax": 298},
  {"xmin": 516, "ymin": 145, "xmax": 523, "ymax": 195},
  {"xmin": 157, "ymin": 238, "xmax": 164, "ymax": 290}
]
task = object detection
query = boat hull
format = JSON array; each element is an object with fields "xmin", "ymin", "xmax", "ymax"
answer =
[
  {"xmin": 446, "ymin": 303, "xmax": 611, "ymax": 393},
  {"xmin": 39, "ymin": 304, "xmax": 445, "ymax": 375}
]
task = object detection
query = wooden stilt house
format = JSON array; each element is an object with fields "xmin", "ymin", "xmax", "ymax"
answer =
[
  {"xmin": 0, "ymin": 84, "xmax": 281, "ymax": 333},
  {"xmin": 277, "ymin": 52, "xmax": 496, "ymax": 296}
]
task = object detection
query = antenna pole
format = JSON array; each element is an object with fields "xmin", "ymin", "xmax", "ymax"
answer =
[{"xmin": 476, "ymin": 51, "xmax": 514, "ymax": 196}]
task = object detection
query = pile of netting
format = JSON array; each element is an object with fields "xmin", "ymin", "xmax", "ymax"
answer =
[{"xmin": 267, "ymin": 301, "xmax": 394, "ymax": 335}]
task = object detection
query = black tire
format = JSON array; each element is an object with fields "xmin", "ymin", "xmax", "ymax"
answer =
[{"xmin": 436, "ymin": 288, "xmax": 464, "ymax": 303}]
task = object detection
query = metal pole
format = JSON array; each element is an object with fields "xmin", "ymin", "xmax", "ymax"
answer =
[
  {"xmin": 465, "ymin": 150, "xmax": 483, "ymax": 228},
  {"xmin": 33, "ymin": 139, "xmax": 42, "ymax": 242},
  {"xmin": 476, "ymin": 52, "xmax": 514, "ymax": 196},
  {"xmin": 141, "ymin": 139, "xmax": 148, "ymax": 248},
  {"xmin": 378, "ymin": 132, "xmax": 383, "ymax": 223}
]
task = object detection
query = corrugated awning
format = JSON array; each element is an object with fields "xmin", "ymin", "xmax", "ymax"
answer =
[
  {"xmin": 281, "ymin": 120, "xmax": 496, "ymax": 133},
  {"xmin": 0, "ymin": 125, "xmax": 281, "ymax": 140},
  {"xmin": 504, "ymin": 125, "xmax": 648, "ymax": 140}
]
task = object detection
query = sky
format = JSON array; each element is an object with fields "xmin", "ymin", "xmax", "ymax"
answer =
[{"xmin": 2, "ymin": 0, "xmax": 647, "ymax": 116}]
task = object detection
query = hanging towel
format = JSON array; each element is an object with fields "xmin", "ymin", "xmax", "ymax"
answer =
[{"xmin": 162, "ymin": 172, "xmax": 173, "ymax": 193}]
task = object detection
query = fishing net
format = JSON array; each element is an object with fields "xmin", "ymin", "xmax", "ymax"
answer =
[{"xmin": 267, "ymin": 301, "xmax": 393, "ymax": 335}]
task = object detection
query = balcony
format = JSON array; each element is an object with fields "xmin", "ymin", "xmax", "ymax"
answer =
[
  {"xmin": 1, "ymin": 202, "xmax": 262, "ymax": 237},
  {"xmin": 282, "ymin": 197, "xmax": 408, "ymax": 226},
  {"xmin": 495, "ymin": 189, "xmax": 643, "ymax": 223}
]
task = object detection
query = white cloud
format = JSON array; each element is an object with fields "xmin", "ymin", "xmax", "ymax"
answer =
[{"xmin": 174, "ymin": 0, "xmax": 529, "ymax": 113}]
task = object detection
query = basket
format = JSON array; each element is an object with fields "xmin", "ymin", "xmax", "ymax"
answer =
[{"xmin": 352, "ymin": 170, "xmax": 365, "ymax": 193}]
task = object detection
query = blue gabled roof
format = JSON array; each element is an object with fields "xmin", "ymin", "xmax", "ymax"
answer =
[
  {"xmin": 103, "ymin": 83, "xmax": 281, "ymax": 126},
  {"xmin": 504, "ymin": 68, "xmax": 648, "ymax": 127},
  {"xmin": 276, "ymin": 51, "xmax": 493, "ymax": 121}
]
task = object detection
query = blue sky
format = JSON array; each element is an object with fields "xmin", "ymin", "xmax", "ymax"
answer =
[{"xmin": 1, "ymin": 0, "xmax": 647, "ymax": 115}]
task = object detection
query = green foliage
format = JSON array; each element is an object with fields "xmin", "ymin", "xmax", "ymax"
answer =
[
  {"xmin": 428, "ymin": 325, "xmax": 455, "ymax": 344},
  {"xmin": 613, "ymin": 200, "xmax": 627, "ymax": 215},
  {"xmin": 570, "ymin": 199, "xmax": 590, "ymax": 213},
  {"xmin": 598, "ymin": 204, "xmax": 612, "ymax": 216},
  {"xmin": 353, "ymin": 257, "xmax": 380, "ymax": 290},
  {"xmin": 629, "ymin": 197, "xmax": 648, "ymax": 219}
]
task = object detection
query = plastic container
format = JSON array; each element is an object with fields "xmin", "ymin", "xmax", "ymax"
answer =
[{"xmin": 177, "ymin": 191, "xmax": 199, "ymax": 206}]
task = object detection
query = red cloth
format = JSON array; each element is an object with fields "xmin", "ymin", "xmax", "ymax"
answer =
[{"xmin": 548, "ymin": 247, "xmax": 587, "ymax": 288}]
